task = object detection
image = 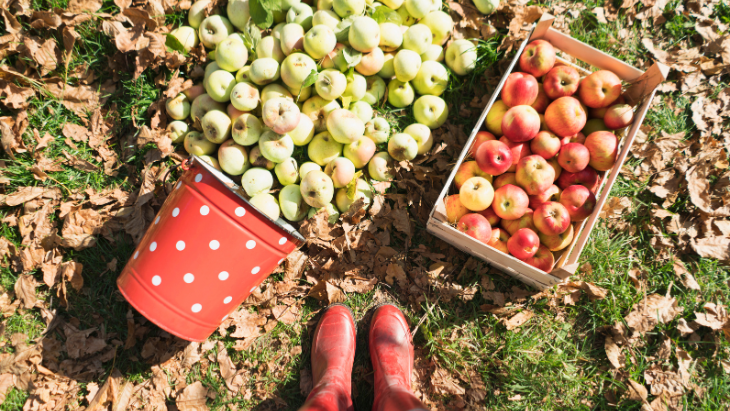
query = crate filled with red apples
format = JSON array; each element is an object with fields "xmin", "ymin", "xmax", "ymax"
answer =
[{"xmin": 427, "ymin": 14, "xmax": 667, "ymax": 290}]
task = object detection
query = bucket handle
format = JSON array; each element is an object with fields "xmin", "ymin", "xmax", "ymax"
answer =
[{"xmin": 163, "ymin": 156, "xmax": 193, "ymax": 195}]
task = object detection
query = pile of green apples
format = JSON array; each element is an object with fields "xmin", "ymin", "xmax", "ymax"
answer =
[{"xmin": 165, "ymin": 0, "xmax": 481, "ymax": 223}]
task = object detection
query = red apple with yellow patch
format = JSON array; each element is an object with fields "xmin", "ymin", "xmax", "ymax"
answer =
[
  {"xmin": 493, "ymin": 172, "xmax": 517, "ymax": 190},
  {"xmin": 579, "ymin": 70, "xmax": 622, "ymax": 108},
  {"xmin": 585, "ymin": 131, "xmax": 618, "ymax": 171},
  {"xmin": 444, "ymin": 194, "xmax": 468, "ymax": 223},
  {"xmin": 530, "ymin": 130, "xmax": 561, "ymax": 159},
  {"xmin": 492, "ymin": 184, "xmax": 529, "ymax": 220},
  {"xmin": 543, "ymin": 65, "xmax": 580, "ymax": 99},
  {"xmin": 507, "ymin": 228, "xmax": 540, "ymax": 259},
  {"xmin": 476, "ymin": 140, "xmax": 513, "ymax": 176},
  {"xmin": 501, "ymin": 72, "xmax": 539, "ymax": 107},
  {"xmin": 603, "ymin": 104, "xmax": 634, "ymax": 129},
  {"xmin": 545, "ymin": 96, "xmax": 587, "ymax": 137},
  {"xmin": 519, "ymin": 40, "xmax": 556, "ymax": 78},
  {"xmin": 557, "ymin": 166, "xmax": 600, "ymax": 192},
  {"xmin": 499, "ymin": 136, "xmax": 531, "ymax": 173},
  {"xmin": 524, "ymin": 244, "xmax": 555, "ymax": 272},
  {"xmin": 538, "ymin": 224, "xmax": 574, "ymax": 252},
  {"xmin": 558, "ymin": 143, "xmax": 590, "ymax": 173},
  {"xmin": 454, "ymin": 161, "xmax": 492, "ymax": 190},
  {"xmin": 515, "ymin": 155, "xmax": 555, "ymax": 195},
  {"xmin": 501, "ymin": 209, "xmax": 535, "ymax": 236},
  {"xmin": 487, "ymin": 227, "xmax": 510, "ymax": 253},
  {"xmin": 478, "ymin": 206, "xmax": 501, "ymax": 227},
  {"xmin": 561, "ymin": 132, "xmax": 586, "ymax": 146},
  {"xmin": 468, "ymin": 131, "xmax": 497, "ymax": 157},
  {"xmin": 502, "ymin": 105, "xmax": 541, "ymax": 143},
  {"xmin": 559, "ymin": 184, "xmax": 596, "ymax": 222},
  {"xmin": 531, "ymin": 84, "xmax": 550, "ymax": 114},
  {"xmin": 528, "ymin": 184, "xmax": 560, "ymax": 210},
  {"xmin": 533, "ymin": 201, "xmax": 571, "ymax": 236},
  {"xmin": 457, "ymin": 213, "xmax": 492, "ymax": 243}
]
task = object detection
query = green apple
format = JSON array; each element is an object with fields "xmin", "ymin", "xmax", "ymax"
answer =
[
  {"xmin": 281, "ymin": 0, "xmax": 301, "ymax": 11},
  {"xmin": 363, "ymin": 76, "xmax": 386, "ymax": 105},
  {"xmin": 206, "ymin": 70, "xmax": 236, "ymax": 102},
  {"xmin": 348, "ymin": 16, "xmax": 380, "ymax": 53},
  {"xmin": 303, "ymin": 96, "xmax": 341, "ymax": 131},
  {"xmin": 202, "ymin": 109, "xmax": 232, "ymax": 143},
  {"xmin": 261, "ymin": 83, "xmax": 293, "ymax": 104},
  {"xmin": 388, "ymin": 132, "xmax": 418, "ymax": 161},
  {"xmin": 204, "ymin": 61, "xmax": 221, "ymax": 85},
  {"xmin": 227, "ymin": 0, "xmax": 251, "ymax": 30},
  {"xmin": 378, "ymin": 52, "xmax": 396, "ymax": 78},
  {"xmin": 289, "ymin": 115, "xmax": 316, "ymax": 145},
  {"xmin": 379, "ymin": 22, "xmax": 403, "ymax": 52},
  {"xmin": 171, "ymin": 26, "xmax": 199, "ymax": 52},
  {"xmin": 413, "ymin": 95, "xmax": 448, "ymax": 129},
  {"xmin": 318, "ymin": 0, "xmax": 335, "ymax": 10},
  {"xmin": 299, "ymin": 161, "xmax": 322, "ymax": 178},
  {"xmin": 335, "ymin": 178, "xmax": 373, "ymax": 211},
  {"xmin": 258, "ymin": 130, "xmax": 294, "ymax": 163},
  {"xmin": 421, "ymin": 11, "xmax": 453, "ymax": 45},
  {"xmin": 184, "ymin": 131, "xmax": 217, "ymax": 155},
  {"xmin": 216, "ymin": 38, "xmax": 248, "ymax": 72},
  {"xmin": 315, "ymin": 69, "xmax": 347, "ymax": 100},
  {"xmin": 327, "ymin": 108, "xmax": 365, "ymax": 144},
  {"xmin": 280, "ymin": 23, "xmax": 305, "ymax": 56},
  {"xmin": 304, "ymin": 25, "xmax": 337, "ymax": 59},
  {"xmin": 235, "ymin": 66, "xmax": 251, "ymax": 83},
  {"xmin": 350, "ymin": 101, "xmax": 373, "ymax": 123},
  {"xmin": 421, "ymin": 44, "xmax": 444, "ymax": 62},
  {"xmin": 307, "ymin": 203, "xmax": 340, "ymax": 224},
  {"xmin": 396, "ymin": 5, "xmax": 418, "ymax": 26},
  {"xmin": 403, "ymin": 123, "xmax": 433, "ymax": 154},
  {"xmin": 300, "ymin": 170, "xmax": 335, "ymax": 207},
  {"xmin": 355, "ymin": 47, "xmax": 385, "ymax": 76},
  {"xmin": 289, "ymin": 84, "xmax": 312, "ymax": 101},
  {"xmin": 272, "ymin": 22, "xmax": 286, "ymax": 39},
  {"xmin": 167, "ymin": 120, "xmax": 189, "ymax": 143},
  {"xmin": 344, "ymin": 136, "xmax": 376, "ymax": 168},
  {"xmin": 188, "ymin": 0, "xmax": 211, "ymax": 29},
  {"xmin": 445, "ymin": 39, "xmax": 477, "ymax": 76},
  {"xmin": 249, "ymin": 146, "xmax": 275, "ymax": 169},
  {"xmin": 342, "ymin": 73, "xmax": 367, "ymax": 102},
  {"xmin": 199, "ymin": 15, "xmax": 234, "ymax": 49},
  {"xmin": 324, "ymin": 157, "xmax": 356, "ymax": 188},
  {"xmin": 368, "ymin": 151, "xmax": 394, "ymax": 180},
  {"xmin": 230, "ymin": 82, "xmax": 260, "ymax": 111},
  {"xmin": 287, "ymin": 3, "xmax": 314, "ymax": 31},
  {"xmin": 262, "ymin": 97, "xmax": 301, "ymax": 134},
  {"xmin": 394, "ymin": 49, "xmax": 421, "ymax": 82},
  {"xmin": 256, "ymin": 36, "xmax": 285, "ymax": 63},
  {"xmin": 218, "ymin": 139, "xmax": 250, "ymax": 175},
  {"xmin": 333, "ymin": 0, "xmax": 365, "ymax": 18},
  {"xmin": 191, "ymin": 93, "xmax": 226, "ymax": 127},
  {"xmin": 402, "ymin": 24, "xmax": 433, "ymax": 55},
  {"xmin": 387, "ymin": 79, "xmax": 414, "ymax": 108},
  {"xmin": 279, "ymin": 185, "xmax": 310, "ymax": 221},
  {"xmin": 308, "ymin": 131, "xmax": 344, "ymax": 165},
  {"xmin": 232, "ymin": 113, "xmax": 263, "ymax": 146},
  {"xmin": 365, "ymin": 117, "xmax": 390, "ymax": 143},
  {"xmin": 250, "ymin": 193, "xmax": 280, "ymax": 220},
  {"xmin": 412, "ymin": 60, "xmax": 448, "ymax": 96},
  {"xmin": 275, "ymin": 157, "xmax": 299, "ymax": 185},
  {"xmin": 331, "ymin": 44, "xmax": 362, "ymax": 71},
  {"xmin": 381, "ymin": 0, "xmax": 404, "ymax": 8},
  {"xmin": 249, "ymin": 58, "xmax": 281, "ymax": 86},
  {"xmin": 198, "ymin": 154, "xmax": 221, "ymax": 171},
  {"xmin": 166, "ymin": 93, "xmax": 190, "ymax": 120},
  {"xmin": 227, "ymin": 104, "xmax": 246, "ymax": 122},
  {"xmin": 473, "ymin": 0, "xmax": 499, "ymax": 15},
  {"xmin": 405, "ymin": 0, "xmax": 439, "ymax": 19},
  {"xmin": 312, "ymin": 10, "xmax": 341, "ymax": 29},
  {"xmin": 241, "ymin": 167, "xmax": 274, "ymax": 196},
  {"xmin": 281, "ymin": 53, "xmax": 317, "ymax": 89}
]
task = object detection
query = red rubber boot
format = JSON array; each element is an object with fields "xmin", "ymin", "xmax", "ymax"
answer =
[
  {"xmin": 369, "ymin": 305, "xmax": 428, "ymax": 411},
  {"xmin": 298, "ymin": 304, "xmax": 356, "ymax": 411}
]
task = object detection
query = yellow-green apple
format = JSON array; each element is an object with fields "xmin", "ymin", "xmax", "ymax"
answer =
[
  {"xmin": 216, "ymin": 38, "xmax": 248, "ymax": 72},
  {"xmin": 492, "ymin": 183, "xmax": 529, "ymax": 220},
  {"xmin": 468, "ymin": 131, "xmax": 496, "ymax": 157},
  {"xmin": 279, "ymin": 184, "xmax": 310, "ymax": 221},
  {"xmin": 519, "ymin": 39, "xmax": 555, "ymax": 78},
  {"xmin": 501, "ymin": 209, "xmax": 535, "ymax": 235},
  {"xmin": 579, "ymin": 70, "xmax": 622, "ymax": 108},
  {"xmin": 227, "ymin": 104, "xmax": 246, "ymax": 122},
  {"xmin": 388, "ymin": 132, "xmax": 418, "ymax": 161},
  {"xmin": 184, "ymin": 131, "xmax": 217, "ymax": 156},
  {"xmin": 487, "ymin": 227, "xmax": 509, "ymax": 253},
  {"xmin": 457, "ymin": 213, "xmax": 492, "ymax": 243},
  {"xmin": 413, "ymin": 95, "xmax": 448, "ymax": 129},
  {"xmin": 381, "ymin": 0, "xmax": 404, "ymax": 8},
  {"xmin": 365, "ymin": 117, "xmax": 390, "ymax": 143},
  {"xmin": 403, "ymin": 123, "xmax": 433, "ymax": 154},
  {"xmin": 256, "ymin": 36, "xmax": 285, "ymax": 63},
  {"xmin": 259, "ymin": 130, "xmax": 295, "ymax": 163},
  {"xmin": 235, "ymin": 65, "xmax": 252, "ymax": 83},
  {"xmin": 327, "ymin": 108, "xmax": 365, "ymax": 144},
  {"xmin": 166, "ymin": 93, "xmax": 190, "ymax": 120},
  {"xmin": 556, "ymin": 166, "xmax": 600, "ymax": 192},
  {"xmin": 356, "ymin": 47, "xmax": 385, "ymax": 76},
  {"xmin": 287, "ymin": 3, "xmax": 314, "ymax": 30},
  {"xmin": 299, "ymin": 162, "xmax": 321, "ymax": 180},
  {"xmin": 499, "ymin": 136, "xmax": 531, "ymax": 173},
  {"xmin": 325, "ymin": 157, "xmax": 356, "ymax": 188},
  {"xmin": 533, "ymin": 201, "xmax": 570, "ymax": 235},
  {"xmin": 261, "ymin": 84, "xmax": 291, "ymax": 105},
  {"xmin": 502, "ymin": 105, "xmax": 540, "ymax": 142},
  {"xmin": 167, "ymin": 120, "xmax": 189, "ymax": 143},
  {"xmin": 230, "ymin": 82, "xmax": 259, "ymax": 112},
  {"xmin": 445, "ymin": 39, "xmax": 477, "ymax": 75},
  {"xmin": 394, "ymin": 49, "xmax": 422, "ymax": 82},
  {"xmin": 335, "ymin": 178, "xmax": 373, "ymax": 211},
  {"xmin": 343, "ymin": 73, "xmax": 367, "ymax": 101},
  {"xmin": 547, "ymin": 156, "xmax": 562, "ymax": 182},
  {"xmin": 333, "ymin": 0, "xmax": 365, "ymax": 18},
  {"xmin": 300, "ymin": 170, "xmax": 335, "ymax": 207},
  {"xmin": 241, "ymin": 167, "xmax": 274, "ymax": 196},
  {"xmin": 227, "ymin": 0, "xmax": 251, "ymax": 30},
  {"xmin": 334, "ymin": 17, "xmax": 355, "ymax": 44},
  {"xmin": 528, "ymin": 184, "xmax": 560, "ymax": 210},
  {"xmin": 262, "ymin": 98, "xmax": 301, "ymax": 134},
  {"xmin": 459, "ymin": 176, "xmax": 494, "ymax": 211},
  {"xmin": 557, "ymin": 142, "xmax": 589, "ymax": 173},
  {"xmin": 183, "ymin": 84, "xmax": 205, "ymax": 101},
  {"xmin": 454, "ymin": 161, "xmax": 492, "ymax": 190},
  {"xmin": 484, "ymin": 100, "xmax": 508, "ymax": 136},
  {"xmin": 218, "ymin": 140, "xmax": 250, "ymax": 175},
  {"xmin": 188, "ymin": 0, "xmax": 211, "ymax": 28},
  {"xmin": 387, "ymin": 79, "xmax": 415, "ymax": 108},
  {"xmin": 312, "ymin": 9, "xmax": 341, "ymax": 30},
  {"xmin": 507, "ymin": 228, "xmax": 539, "ymax": 259},
  {"xmin": 308, "ymin": 203, "xmax": 340, "ymax": 223},
  {"xmin": 501, "ymin": 72, "xmax": 538, "ymax": 107},
  {"xmin": 559, "ymin": 184, "xmax": 596, "ymax": 222},
  {"xmin": 538, "ymin": 224, "xmax": 574, "ymax": 252},
  {"xmin": 199, "ymin": 16, "xmax": 234, "ymax": 48},
  {"xmin": 530, "ymin": 130, "xmax": 561, "ymax": 159},
  {"xmin": 524, "ymin": 245, "xmax": 554, "ymax": 272},
  {"xmin": 560, "ymin": 131, "xmax": 586, "ymax": 146},
  {"xmin": 396, "ymin": 4, "xmax": 418, "ymax": 26},
  {"xmin": 472, "ymin": 0, "xmax": 499, "ymax": 15},
  {"xmin": 288, "ymin": 115, "xmax": 315, "ymax": 146},
  {"xmin": 531, "ymin": 84, "xmax": 549, "ymax": 114},
  {"xmin": 543, "ymin": 65, "xmax": 580, "ymax": 99},
  {"xmin": 202, "ymin": 110, "xmax": 232, "ymax": 143},
  {"xmin": 515, "ymin": 155, "xmax": 555, "ymax": 195},
  {"xmin": 204, "ymin": 61, "xmax": 221, "ymax": 85},
  {"xmin": 349, "ymin": 16, "xmax": 380, "ymax": 52},
  {"xmin": 281, "ymin": 53, "xmax": 317, "ymax": 89},
  {"xmin": 206, "ymin": 70, "xmax": 237, "ymax": 102},
  {"xmin": 545, "ymin": 96, "xmax": 586, "ymax": 137},
  {"xmin": 232, "ymin": 113, "xmax": 263, "ymax": 146},
  {"xmin": 249, "ymin": 145, "xmax": 275, "ymax": 169},
  {"xmin": 478, "ymin": 206, "xmax": 500, "ymax": 227},
  {"xmin": 475, "ymin": 140, "xmax": 513, "ymax": 176},
  {"xmin": 421, "ymin": 44, "xmax": 444, "ymax": 62},
  {"xmin": 304, "ymin": 24, "xmax": 337, "ymax": 59},
  {"xmin": 289, "ymin": 84, "xmax": 311, "ymax": 101},
  {"xmin": 279, "ymin": 23, "xmax": 305, "ymax": 55},
  {"xmin": 363, "ymin": 76, "xmax": 386, "ymax": 105},
  {"xmin": 493, "ymin": 172, "xmax": 516, "ymax": 190},
  {"xmin": 582, "ymin": 118, "xmax": 609, "ymax": 135},
  {"xmin": 585, "ymin": 131, "xmax": 618, "ymax": 171},
  {"xmin": 275, "ymin": 157, "xmax": 299, "ymax": 185},
  {"xmin": 405, "ymin": 0, "xmax": 439, "ymax": 19},
  {"xmin": 378, "ymin": 52, "xmax": 396, "ymax": 78},
  {"xmin": 379, "ymin": 22, "xmax": 403, "ymax": 51},
  {"xmin": 368, "ymin": 151, "xmax": 395, "ymax": 181},
  {"xmin": 308, "ymin": 131, "xmax": 344, "ymax": 165},
  {"xmin": 402, "ymin": 24, "xmax": 433, "ymax": 55},
  {"xmin": 344, "ymin": 136, "xmax": 376, "ymax": 168},
  {"xmin": 199, "ymin": 155, "xmax": 221, "ymax": 170},
  {"xmin": 350, "ymin": 101, "xmax": 373, "ymax": 122},
  {"xmin": 604, "ymin": 104, "xmax": 633, "ymax": 129},
  {"xmin": 412, "ymin": 60, "xmax": 448, "ymax": 96},
  {"xmin": 421, "ymin": 11, "xmax": 453, "ymax": 45},
  {"xmin": 303, "ymin": 96, "xmax": 341, "ymax": 132},
  {"xmin": 250, "ymin": 193, "xmax": 280, "ymax": 220},
  {"xmin": 171, "ymin": 26, "xmax": 199, "ymax": 52},
  {"xmin": 444, "ymin": 194, "xmax": 468, "ymax": 223}
]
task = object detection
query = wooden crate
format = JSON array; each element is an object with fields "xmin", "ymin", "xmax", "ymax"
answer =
[{"xmin": 426, "ymin": 13, "xmax": 668, "ymax": 289}]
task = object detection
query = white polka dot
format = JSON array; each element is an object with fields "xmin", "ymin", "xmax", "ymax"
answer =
[
  {"xmin": 155, "ymin": 216, "xmax": 160, "ymax": 225},
  {"xmin": 251, "ymin": 266, "xmax": 260, "ymax": 275},
  {"xmin": 172, "ymin": 207, "xmax": 180, "ymax": 217},
  {"xmin": 279, "ymin": 237, "xmax": 287, "ymax": 245},
  {"xmin": 209, "ymin": 240, "xmax": 220, "ymax": 250},
  {"xmin": 246, "ymin": 240, "xmax": 256, "ymax": 249},
  {"xmin": 200, "ymin": 205, "xmax": 209, "ymax": 215},
  {"xmin": 278, "ymin": 259, "xmax": 284, "ymax": 265},
  {"xmin": 250, "ymin": 286, "xmax": 257, "ymax": 293},
  {"xmin": 195, "ymin": 173, "xmax": 203, "ymax": 183},
  {"xmin": 151, "ymin": 275, "xmax": 161, "ymax": 286},
  {"xmin": 176, "ymin": 181, "xmax": 182, "ymax": 189},
  {"xmin": 149, "ymin": 242, "xmax": 157, "ymax": 252},
  {"xmin": 176, "ymin": 240, "xmax": 185, "ymax": 251},
  {"xmin": 235, "ymin": 207, "xmax": 246, "ymax": 217},
  {"xmin": 224, "ymin": 296, "xmax": 232, "ymax": 304},
  {"xmin": 134, "ymin": 251, "xmax": 139, "ymax": 259},
  {"xmin": 218, "ymin": 271, "xmax": 229, "ymax": 280},
  {"xmin": 191, "ymin": 303, "xmax": 202, "ymax": 313},
  {"xmin": 184, "ymin": 273, "xmax": 195, "ymax": 283},
  {"xmin": 222, "ymin": 314, "xmax": 229, "ymax": 321}
]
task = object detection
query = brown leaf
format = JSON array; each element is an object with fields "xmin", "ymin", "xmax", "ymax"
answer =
[
  {"xmin": 61, "ymin": 208, "xmax": 103, "ymax": 250},
  {"xmin": 14, "ymin": 275, "xmax": 38, "ymax": 309},
  {"xmin": 693, "ymin": 303, "xmax": 730, "ymax": 334},
  {"xmin": 2, "ymin": 187, "xmax": 47, "ymax": 207},
  {"xmin": 67, "ymin": 0, "xmax": 102, "ymax": 13},
  {"xmin": 690, "ymin": 236, "xmax": 730, "ymax": 260},
  {"xmin": 385, "ymin": 263, "xmax": 407, "ymax": 288},
  {"xmin": 672, "ymin": 257, "xmax": 700, "ymax": 291},
  {"xmin": 46, "ymin": 79, "xmax": 100, "ymax": 118},
  {"xmin": 216, "ymin": 345, "xmax": 241, "ymax": 393},
  {"xmin": 0, "ymin": 82, "xmax": 35, "ymax": 110},
  {"xmin": 62, "ymin": 122, "xmax": 90, "ymax": 142},
  {"xmin": 605, "ymin": 335, "xmax": 625, "ymax": 369},
  {"xmin": 431, "ymin": 364, "xmax": 465, "ymax": 396},
  {"xmin": 501, "ymin": 310, "xmax": 534, "ymax": 331},
  {"xmin": 626, "ymin": 379, "xmax": 648, "ymax": 402},
  {"xmin": 62, "ymin": 261, "xmax": 84, "ymax": 291},
  {"xmin": 176, "ymin": 381, "xmax": 209, "ymax": 411}
]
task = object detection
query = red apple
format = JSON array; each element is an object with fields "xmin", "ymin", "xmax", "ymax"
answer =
[
  {"xmin": 454, "ymin": 161, "xmax": 492, "ymax": 190},
  {"xmin": 524, "ymin": 245, "xmax": 555, "ymax": 272},
  {"xmin": 578, "ymin": 70, "xmax": 622, "ymax": 108},
  {"xmin": 476, "ymin": 140, "xmax": 513, "ymax": 176},
  {"xmin": 492, "ymin": 184, "xmax": 529, "ymax": 220},
  {"xmin": 584, "ymin": 131, "xmax": 618, "ymax": 171},
  {"xmin": 507, "ymin": 228, "xmax": 539, "ymax": 259},
  {"xmin": 560, "ymin": 132, "xmax": 586, "ymax": 146},
  {"xmin": 545, "ymin": 97, "xmax": 587, "ymax": 137},
  {"xmin": 502, "ymin": 105, "xmax": 541, "ymax": 143},
  {"xmin": 468, "ymin": 131, "xmax": 497, "ymax": 157},
  {"xmin": 515, "ymin": 155, "xmax": 555, "ymax": 195},
  {"xmin": 547, "ymin": 156, "xmax": 562, "ymax": 182},
  {"xmin": 559, "ymin": 185, "xmax": 596, "ymax": 222},
  {"xmin": 493, "ymin": 172, "xmax": 516, "ymax": 190},
  {"xmin": 530, "ymin": 131, "xmax": 561, "ymax": 159},
  {"xmin": 556, "ymin": 166, "xmax": 600, "ymax": 192},
  {"xmin": 543, "ymin": 65, "xmax": 580, "ymax": 99},
  {"xmin": 478, "ymin": 206, "xmax": 501, "ymax": 227},
  {"xmin": 538, "ymin": 224, "xmax": 574, "ymax": 251},
  {"xmin": 457, "ymin": 213, "xmax": 492, "ymax": 243},
  {"xmin": 519, "ymin": 40, "xmax": 556, "ymax": 78},
  {"xmin": 603, "ymin": 104, "xmax": 634, "ymax": 129},
  {"xmin": 533, "ymin": 201, "xmax": 571, "ymax": 235},
  {"xmin": 557, "ymin": 143, "xmax": 590, "ymax": 173},
  {"xmin": 528, "ymin": 184, "xmax": 560, "ymax": 210},
  {"xmin": 444, "ymin": 194, "xmax": 469, "ymax": 223},
  {"xmin": 499, "ymin": 136, "xmax": 531, "ymax": 173},
  {"xmin": 531, "ymin": 84, "xmax": 549, "ymax": 114},
  {"xmin": 501, "ymin": 209, "xmax": 535, "ymax": 235},
  {"xmin": 501, "ymin": 72, "xmax": 539, "ymax": 107},
  {"xmin": 487, "ymin": 227, "xmax": 510, "ymax": 254},
  {"xmin": 589, "ymin": 106, "xmax": 609, "ymax": 119}
]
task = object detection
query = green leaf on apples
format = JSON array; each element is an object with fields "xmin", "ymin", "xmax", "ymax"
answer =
[
  {"xmin": 370, "ymin": 5, "xmax": 401, "ymax": 25},
  {"xmin": 345, "ymin": 66, "xmax": 355, "ymax": 81},
  {"xmin": 250, "ymin": 0, "xmax": 279, "ymax": 29},
  {"xmin": 243, "ymin": 19, "xmax": 262, "ymax": 56},
  {"xmin": 302, "ymin": 69, "xmax": 319, "ymax": 88},
  {"xmin": 165, "ymin": 33, "xmax": 188, "ymax": 55},
  {"xmin": 342, "ymin": 47, "xmax": 361, "ymax": 68},
  {"xmin": 346, "ymin": 171, "xmax": 363, "ymax": 200}
]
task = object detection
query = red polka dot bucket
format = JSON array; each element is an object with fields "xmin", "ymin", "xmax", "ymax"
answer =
[{"xmin": 117, "ymin": 156, "xmax": 304, "ymax": 341}]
